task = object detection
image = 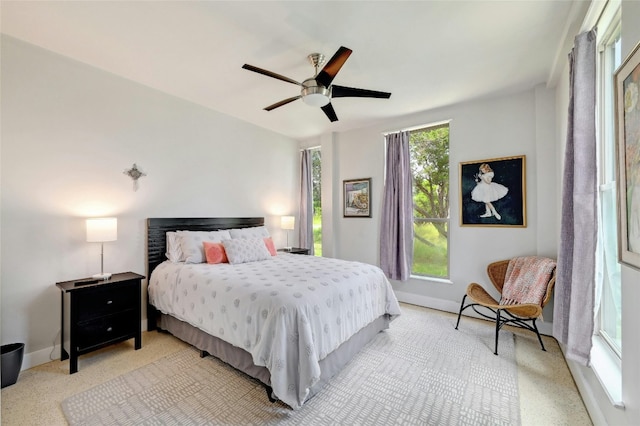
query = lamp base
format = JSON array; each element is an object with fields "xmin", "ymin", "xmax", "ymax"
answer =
[{"xmin": 92, "ymin": 272, "xmax": 112, "ymax": 280}]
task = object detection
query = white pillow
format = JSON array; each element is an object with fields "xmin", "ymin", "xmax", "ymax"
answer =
[
  {"xmin": 165, "ymin": 231, "xmax": 183, "ymax": 263},
  {"xmin": 229, "ymin": 226, "xmax": 270, "ymax": 239},
  {"xmin": 177, "ymin": 230, "xmax": 232, "ymax": 263},
  {"xmin": 222, "ymin": 238, "xmax": 272, "ymax": 264}
]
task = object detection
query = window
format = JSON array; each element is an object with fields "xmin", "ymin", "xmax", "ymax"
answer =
[
  {"xmin": 311, "ymin": 148, "xmax": 322, "ymax": 256},
  {"xmin": 590, "ymin": 1, "xmax": 623, "ymax": 406},
  {"xmin": 409, "ymin": 123, "xmax": 450, "ymax": 278},
  {"xmin": 597, "ymin": 15, "xmax": 622, "ymax": 356}
]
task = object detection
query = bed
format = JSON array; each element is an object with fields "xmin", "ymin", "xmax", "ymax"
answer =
[{"xmin": 146, "ymin": 217, "xmax": 401, "ymax": 409}]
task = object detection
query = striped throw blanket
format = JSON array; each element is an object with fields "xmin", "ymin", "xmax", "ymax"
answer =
[{"xmin": 500, "ymin": 256, "xmax": 556, "ymax": 307}]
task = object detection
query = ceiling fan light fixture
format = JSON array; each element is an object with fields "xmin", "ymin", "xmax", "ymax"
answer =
[
  {"xmin": 242, "ymin": 46, "xmax": 390, "ymax": 122},
  {"xmin": 301, "ymin": 85, "xmax": 330, "ymax": 107},
  {"xmin": 302, "ymin": 93, "xmax": 330, "ymax": 107}
]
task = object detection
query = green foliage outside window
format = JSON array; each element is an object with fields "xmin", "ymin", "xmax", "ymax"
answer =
[
  {"xmin": 312, "ymin": 149, "xmax": 322, "ymax": 256},
  {"xmin": 409, "ymin": 125, "xmax": 450, "ymax": 277}
]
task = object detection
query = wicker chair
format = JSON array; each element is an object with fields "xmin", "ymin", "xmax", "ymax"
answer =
[{"xmin": 454, "ymin": 259, "xmax": 556, "ymax": 355}]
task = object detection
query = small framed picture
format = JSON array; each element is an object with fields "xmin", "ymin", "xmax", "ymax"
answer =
[
  {"xmin": 459, "ymin": 155, "xmax": 526, "ymax": 227},
  {"xmin": 615, "ymin": 41, "xmax": 640, "ymax": 271},
  {"xmin": 344, "ymin": 178, "xmax": 371, "ymax": 217}
]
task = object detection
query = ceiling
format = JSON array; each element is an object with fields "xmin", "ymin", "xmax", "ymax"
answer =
[{"xmin": 1, "ymin": 1, "xmax": 584, "ymax": 140}]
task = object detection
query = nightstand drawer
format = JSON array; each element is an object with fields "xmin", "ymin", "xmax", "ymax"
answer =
[
  {"xmin": 75, "ymin": 282, "xmax": 138, "ymax": 322},
  {"xmin": 76, "ymin": 311, "xmax": 137, "ymax": 350}
]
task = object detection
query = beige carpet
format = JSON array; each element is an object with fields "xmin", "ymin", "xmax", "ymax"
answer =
[{"xmin": 60, "ymin": 305, "xmax": 519, "ymax": 425}]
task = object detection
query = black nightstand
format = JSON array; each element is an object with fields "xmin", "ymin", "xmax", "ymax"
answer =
[
  {"xmin": 277, "ymin": 247, "xmax": 310, "ymax": 255},
  {"xmin": 56, "ymin": 272, "xmax": 144, "ymax": 374}
]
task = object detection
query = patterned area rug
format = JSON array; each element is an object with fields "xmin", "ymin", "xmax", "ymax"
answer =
[{"xmin": 62, "ymin": 305, "xmax": 519, "ymax": 425}]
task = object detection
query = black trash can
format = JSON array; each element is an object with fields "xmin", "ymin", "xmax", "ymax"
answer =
[{"xmin": 1, "ymin": 343, "xmax": 25, "ymax": 388}]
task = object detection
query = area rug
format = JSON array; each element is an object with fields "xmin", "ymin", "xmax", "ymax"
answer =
[{"xmin": 61, "ymin": 305, "xmax": 519, "ymax": 425}]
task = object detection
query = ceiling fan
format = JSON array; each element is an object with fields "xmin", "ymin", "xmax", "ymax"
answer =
[{"xmin": 242, "ymin": 46, "xmax": 391, "ymax": 122}]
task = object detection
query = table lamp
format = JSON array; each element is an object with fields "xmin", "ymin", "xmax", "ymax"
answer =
[
  {"xmin": 280, "ymin": 216, "xmax": 295, "ymax": 250},
  {"xmin": 86, "ymin": 217, "xmax": 117, "ymax": 279}
]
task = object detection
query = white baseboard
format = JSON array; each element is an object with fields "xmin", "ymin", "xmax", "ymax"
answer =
[
  {"xmin": 565, "ymin": 358, "xmax": 609, "ymax": 426},
  {"xmin": 21, "ymin": 319, "xmax": 148, "ymax": 371},
  {"xmin": 394, "ymin": 291, "xmax": 553, "ymax": 336},
  {"xmin": 394, "ymin": 291, "xmax": 461, "ymax": 313},
  {"xmin": 22, "ymin": 344, "xmax": 61, "ymax": 371}
]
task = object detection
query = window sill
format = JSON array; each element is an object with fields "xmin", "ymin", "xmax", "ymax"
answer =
[
  {"xmin": 409, "ymin": 275, "xmax": 453, "ymax": 285},
  {"xmin": 590, "ymin": 335, "xmax": 624, "ymax": 408}
]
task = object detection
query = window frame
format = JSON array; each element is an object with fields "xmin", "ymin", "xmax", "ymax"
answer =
[
  {"xmin": 595, "ymin": 6, "xmax": 622, "ymax": 359},
  {"xmin": 309, "ymin": 147, "xmax": 322, "ymax": 257},
  {"xmin": 591, "ymin": 0, "xmax": 623, "ymax": 407}
]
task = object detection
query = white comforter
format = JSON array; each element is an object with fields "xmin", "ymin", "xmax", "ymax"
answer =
[{"xmin": 148, "ymin": 253, "xmax": 401, "ymax": 409}]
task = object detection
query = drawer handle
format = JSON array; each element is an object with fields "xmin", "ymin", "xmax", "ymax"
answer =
[
  {"xmin": 106, "ymin": 300, "xmax": 113, "ymax": 305},
  {"xmin": 107, "ymin": 327, "xmax": 113, "ymax": 332}
]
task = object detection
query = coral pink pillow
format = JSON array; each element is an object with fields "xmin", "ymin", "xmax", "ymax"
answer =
[
  {"xmin": 203, "ymin": 241, "xmax": 228, "ymax": 264},
  {"xmin": 264, "ymin": 237, "xmax": 277, "ymax": 256}
]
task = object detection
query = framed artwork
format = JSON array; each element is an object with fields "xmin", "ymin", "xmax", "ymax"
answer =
[
  {"xmin": 615, "ymin": 41, "xmax": 640, "ymax": 271},
  {"xmin": 459, "ymin": 155, "xmax": 526, "ymax": 227},
  {"xmin": 344, "ymin": 178, "xmax": 371, "ymax": 217}
]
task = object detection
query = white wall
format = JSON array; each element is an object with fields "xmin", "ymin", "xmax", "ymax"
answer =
[
  {"xmin": 303, "ymin": 86, "xmax": 558, "ymax": 331},
  {"xmin": 0, "ymin": 36, "xmax": 299, "ymax": 367}
]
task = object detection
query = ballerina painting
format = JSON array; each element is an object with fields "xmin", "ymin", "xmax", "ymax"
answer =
[
  {"xmin": 460, "ymin": 155, "xmax": 526, "ymax": 227},
  {"xmin": 471, "ymin": 163, "xmax": 508, "ymax": 220}
]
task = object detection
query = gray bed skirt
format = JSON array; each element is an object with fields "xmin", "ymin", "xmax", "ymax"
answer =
[{"xmin": 157, "ymin": 312, "xmax": 391, "ymax": 405}]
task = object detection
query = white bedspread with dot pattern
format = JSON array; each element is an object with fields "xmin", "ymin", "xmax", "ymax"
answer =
[{"xmin": 148, "ymin": 253, "xmax": 401, "ymax": 409}]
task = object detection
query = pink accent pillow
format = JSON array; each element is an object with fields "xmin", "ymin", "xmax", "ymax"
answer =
[
  {"xmin": 203, "ymin": 241, "xmax": 228, "ymax": 264},
  {"xmin": 264, "ymin": 237, "xmax": 277, "ymax": 256}
]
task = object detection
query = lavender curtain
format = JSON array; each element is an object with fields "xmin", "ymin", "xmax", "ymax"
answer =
[
  {"xmin": 553, "ymin": 29, "xmax": 597, "ymax": 365},
  {"xmin": 299, "ymin": 149, "xmax": 314, "ymax": 255},
  {"xmin": 380, "ymin": 131, "xmax": 413, "ymax": 280}
]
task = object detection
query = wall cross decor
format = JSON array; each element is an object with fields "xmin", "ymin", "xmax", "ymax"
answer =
[{"xmin": 123, "ymin": 163, "xmax": 146, "ymax": 191}]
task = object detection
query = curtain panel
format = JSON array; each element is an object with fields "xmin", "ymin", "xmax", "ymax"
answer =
[
  {"xmin": 299, "ymin": 149, "xmax": 314, "ymax": 255},
  {"xmin": 380, "ymin": 131, "xmax": 414, "ymax": 281},
  {"xmin": 553, "ymin": 29, "xmax": 597, "ymax": 365}
]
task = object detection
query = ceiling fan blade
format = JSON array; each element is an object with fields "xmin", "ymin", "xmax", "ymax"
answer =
[
  {"xmin": 321, "ymin": 103, "xmax": 339, "ymax": 122},
  {"xmin": 264, "ymin": 96, "xmax": 302, "ymax": 111},
  {"xmin": 242, "ymin": 64, "xmax": 302, "ymax": 86},
  {"xmin": 331, "ymin": 85, "xmax": 392, "ymax": 99},
  {"xmin": 316, "ymin": 46, "xmax": 352, "ymax": 87}
]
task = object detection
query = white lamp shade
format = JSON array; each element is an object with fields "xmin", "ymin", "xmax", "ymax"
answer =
[
  {"xmin": 86, "ymin": 218, "xmax": 117, "ymax": 242},
  {"xmin": 280, "ymin": 216, "xmax": 295, "ymax": 230}
]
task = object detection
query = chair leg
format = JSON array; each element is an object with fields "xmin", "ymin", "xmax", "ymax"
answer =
[
  {"xmin": 494, "ymin": 309, "xmax": 501, "ymax": 355},
  {"xmin": 455, "ymin": 294, "xmax": 467, "ymax": 330},
  {"xmin": 531, "ymin": 319, "xmax": 546, "ymax": 351}
]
